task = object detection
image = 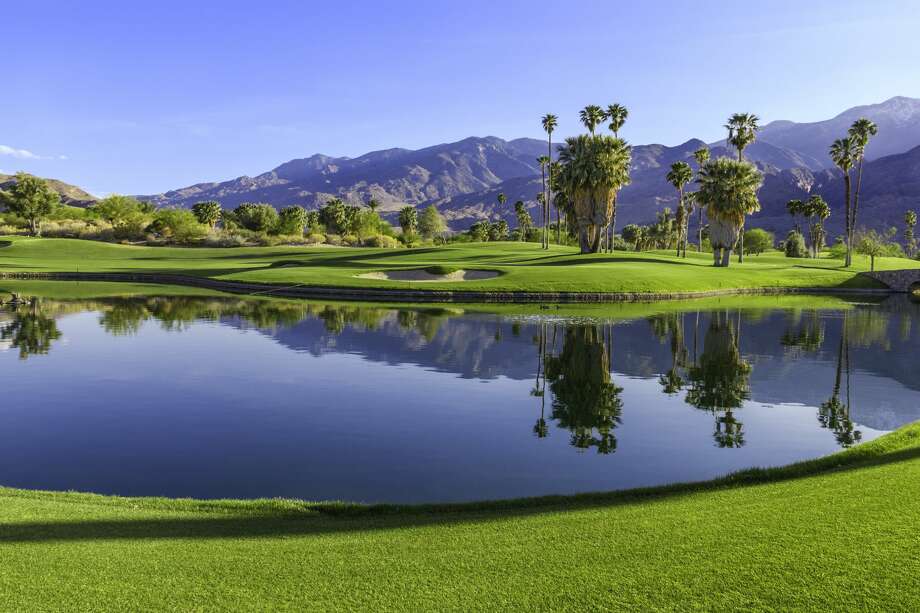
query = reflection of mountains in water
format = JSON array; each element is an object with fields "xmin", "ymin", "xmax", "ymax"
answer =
[{"xmin": 225, "ymin": 300, "xmax": 920, "ymax": 431}]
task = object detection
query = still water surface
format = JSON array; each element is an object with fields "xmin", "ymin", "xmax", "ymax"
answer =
[{"xmin": 1, "ymin": 292, "xmax": 918, "ymax": 503}]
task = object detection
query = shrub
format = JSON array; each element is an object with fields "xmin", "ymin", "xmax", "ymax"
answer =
[
  {"xmin": 203, "ymin": 233, "xmax": 248, "ymax": 248},
  {"xmin": 342, "ymin": 234, "xmax": 360, "ymax": 246},
  {"xmin": 365, "ymin": 234, "xmax": 398, "ymax": 248},
  {"xmin": 744, "ymin": 228, "xmax": 774, "ymax": 255},
  {"xmin": 231, "ymin": 203, "xmax": 279, "ymax": 233},
  {"xmin": 783, "ymin": 230, "xmax": 808, "ymax": 258},
  {"xmin": 305, "ymin": 233, "xmax": 326, "ymax": 245},
  {"xmin": 325, "ymin": 234, "xmax": 343, "ymax": 246},
  {"xmin": 149, "ymin": 209, "xmax": 208, "ymax": 244}
]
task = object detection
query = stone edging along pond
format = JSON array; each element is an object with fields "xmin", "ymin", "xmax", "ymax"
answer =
[{"xmin": 0, "ymin": 271, "xmax": 898, "ymax": 303}]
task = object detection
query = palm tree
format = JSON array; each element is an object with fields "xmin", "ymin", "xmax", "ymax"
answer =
[
  {"xmin": 848, "ymin": 118, "xmax": 878, "ymax": 243},
  {"xmin": 725, "ymin": 113, "xmax": 760, "ymax": 161},
  {"xmin": 667, "ymin": 161, "xmax": 693, "ymax": 257},
  {"xmin": 724, "ymin": 114, "xmax": 760, "ymax": 262},
  {"xmin": 366, "ymin": 198, "xmax": 380, "ymax": 212},
  {"xmin": 605, "ymin": 104, "xmax": 628, "ymax": 138},
  {"xmin": 537, "ymin": 155, "xmax": 551, "ymax": 249},
  {"xmin": 696, "ymin": 158, "xmax": 763, "ymax": 267},
  {"xmin": 692, "ymin": 146, "xmax": 710, "ymax": 251},
  {"xmin": 830, "ymin": 137, "xmax": 858, "ymax": 266},
  {"xmin": 786, "ymin": 199, "xmax": 804, "ymax": 233},
  {"xmin": 541, "ymin": 114, "xmax": 558, "ymax": 246},
  {"xmin": 905, "ymin": 210, "xmax": 917, "ymax": 258},
  {"xmin": 557, "ymin": 135, "xmax": 632, "ymax": 253},
  {"xmin": 579, "ymin": 105, "xmax": 606, "ymax": 136},
  {"xmin": 497, "ymin": 191, "xmax": 507, "ymax": 211},
  {"xmin": 803, "ymin": 195, "xmax": 830, "ymax": 258}
]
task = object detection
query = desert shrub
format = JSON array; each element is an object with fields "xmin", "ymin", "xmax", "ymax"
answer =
[
  {"xmin": 0, "ymin": 224, "xmax": 25, "ymax": 235},
  {"xmin": 305, "ymin": 233, "xmax": 326, "ymax": 245},
  {"xmin": 149, "ymin": 209, "xmax": 208, "ymax": 244},
  {"xmin": 325, "ymin": 234, "xmax": 343, "ymax": 246},
  {"xmin": 203, "ymin": 233, "xmax": 248, "ymax": 248},
  {"xmin": 342, "ymin": 234, "xmax": 360, "ymax": 246},
  {"xmin": 364, "ymin": 234, "xmax": 398, "ymax": 248},
  {"xmin": 744, "ymin": 228, "xmax": 774, "ymax": 255}
]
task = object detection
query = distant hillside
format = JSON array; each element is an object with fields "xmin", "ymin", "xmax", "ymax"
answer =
[
  {"xmin": 137, "ymin": 96, "xmax": 920, "ymax": 237},
  {"xmin": 759, "ymin": 96, "xmax": 920, "ymax": 167},
  {"xmin": 0, "ymin": 173, "xmax": 97, "ymax": 207}
]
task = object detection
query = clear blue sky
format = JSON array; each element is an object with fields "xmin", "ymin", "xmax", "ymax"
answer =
[{"xmin": 4, "ymin": 0, "xmax": 919, "ymax": 195}]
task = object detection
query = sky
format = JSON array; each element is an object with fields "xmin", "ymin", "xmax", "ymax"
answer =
[{"xmin": 4, "ymin": 0, "xmax": 920, "ymax": 196}]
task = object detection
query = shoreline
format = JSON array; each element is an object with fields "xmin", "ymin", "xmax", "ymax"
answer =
[{"xmin": 0, "ymin": 270, "xmax": 897, "ymax": 303}]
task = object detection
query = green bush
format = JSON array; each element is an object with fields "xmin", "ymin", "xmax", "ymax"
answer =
[
  {"xmin": 744, "ymin": 228, "xmax": 774, "ymax": 255},
  {"xmin": 149, "ymin": 209, "xmax": 208, "ymax": 244},
  {"xmin": 342, "ymin": 234, "xmax": 360, "ymax": 246},
  {"xmin": 306, "ymin": 233, "xmax": 326, "ymax": 245},
  {"xmin": 783, "ymin": 230, "xmax": 808, "ymax": 258},
  {"xmin": 365, "ymin": 235, "xmax": 398, "ymax": 248}
]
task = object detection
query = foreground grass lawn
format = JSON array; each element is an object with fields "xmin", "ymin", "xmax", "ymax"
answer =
[
  {"xmin": 0, "ymin": 423, "xmax": 918, "ymax": 610},
  {"xmin": 2, "ymin": 236, "xmax": 918, "ymax": 294}
]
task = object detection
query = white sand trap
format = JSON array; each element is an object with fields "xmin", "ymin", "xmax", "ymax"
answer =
[{"xmin": 357, "ymin": 269, "xmax": 500, "ymax": 283}]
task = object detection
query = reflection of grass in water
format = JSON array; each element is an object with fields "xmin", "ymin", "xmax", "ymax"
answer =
[{"xmin": 0, "ymin": 423, "xmax": 918, "ymax": 609}]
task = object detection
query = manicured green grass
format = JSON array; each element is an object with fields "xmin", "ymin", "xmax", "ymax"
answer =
[
  {"xmin": 2, "ymin": 236, "xmax": 918, "ymax": 294},
  {"xmin": 0, "ymin": 423, "xmax": 918, "ymax": 610}
]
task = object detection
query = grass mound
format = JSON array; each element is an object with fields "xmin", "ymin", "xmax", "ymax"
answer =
[
  {"xmin": 0, "ymin": 423, "xmax": 917, "ymax": 609},
  {"xmin": 423, "ymin": 264, "xmax": 460, "ymax": 275}
]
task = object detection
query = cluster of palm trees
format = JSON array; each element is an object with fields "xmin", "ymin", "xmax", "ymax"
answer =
[
  {"xmin": 786, "ymin": 195, "xmax": 831, "ymax": 258},
  {"xmin": 541, "ymin": 104, "xmax": 632, "ymax": 253},
  {"xmin": 829, "ymin": 119, "xmax": 879, "ymax": 266}
]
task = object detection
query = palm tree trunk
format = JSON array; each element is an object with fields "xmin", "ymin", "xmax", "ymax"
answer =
[
  {"xmin": 852, "ymin": 157, "xmax": 864, "ymax": 247},
  {"xmin": 844, "ymin": 175, "xmax": 853, "ymax": 267},
  {"xmin": 547, "ymin": 134, "xmax": 553, "ymax": 247},
  {"xmin": 540, "ymin": 165, "xmax": 547, "ymax": 248},
  {"xmin": 698, "ymin": 208, "xmax": 703, "ymax": 252}
]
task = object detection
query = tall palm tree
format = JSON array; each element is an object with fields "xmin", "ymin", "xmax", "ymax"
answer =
[
  {"xmin": 692, "ymin": 146, "xmax": 710, "ymax": 251},
  {"xmin": 557, "ymin": 135, "xmax": 632, "ymax": 253},
  {"xmin": 830, "ymin": 137, "xmax": 858, "ymax": 267},
  {"xmin": 537, "ymin": 155, "xmax": 551, "ymax": 249},
  {"xmin": 848, "ymin": 118, "xmax": 878, "ymax": 244},
  {"xmin": 606, "ymin": 104, "xmax": 628, "ymax": 138},
  {"xmin": 579, "ymin": 105, "xmax": 606, "ymax": 136},
  {"xmin": 666, "ymin": 161, "xmax": 693, "ymax": 257},
  {"xmin": 541, "ymin": 114, "xmax": 558, "ymax": 246},
  {"xmin": 696, "ymin": 158, "xmax": 763, "ymax": 267},
  {"xmin": 497, "ymin": 192, "xmax": 507, "ymax": 210},
  {"xmin": 725, "ymin": 113, "xmax": 760, "ymax": 161},
  {"xmin": 725, "ymin": 114, "xmax": 760, "ymax": 262}
]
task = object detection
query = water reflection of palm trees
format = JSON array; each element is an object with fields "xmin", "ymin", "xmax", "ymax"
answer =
[
  {"xmin": 544, "ymin": 324, "xmax": 623, "ymax": 454},
  {"xmin": 685, "ymin": 311, "xmax": 751, "ymax": 448},
  {"xmin": 649, "ymin": 313, "xmax": 689, "ymax": 395},
  {"xmin": 819, "ymin": 312, "xmax": 862, "ymax": 447}
]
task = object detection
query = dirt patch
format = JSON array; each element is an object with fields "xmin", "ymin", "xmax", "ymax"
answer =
[{"xmin": 357, "ymin": 269, "xmax": 500, "ymax": 283}]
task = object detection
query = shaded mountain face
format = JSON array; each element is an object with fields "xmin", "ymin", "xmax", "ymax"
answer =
[
  {"xmin": 0, "ymin": 174, "xmax": 97, "ymax": 207},
  {"xmin": 759, "ymin": 96, "xmax": 920, "ymax": 167},
  {"xmin": 136, "ymin": 97, "xmax": 920, "ymax": 236},
  {"xmin": 140, "ymin": 136, "xmax": 547, "ymax": 213}
]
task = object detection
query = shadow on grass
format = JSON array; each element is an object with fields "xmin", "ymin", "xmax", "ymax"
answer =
[
  {"xmin": 2, "ymin": 441, "xmax": 918, "ymax": 544},
  {"xmin": 0, "ymin": 240, "xmax": 12, "ymax": 249},
  {"xmin": 530, "ymin": 255, "xmax": 698, "ymax": 267}
]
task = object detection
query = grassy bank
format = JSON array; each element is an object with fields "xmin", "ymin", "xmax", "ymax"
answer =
[
  {"xmin": 0, "ymin": 423, "xmax": 918, "ymax": 610},
  {"xmin": 2, "ymin": 236, "xmax": 918, "ymax": 296}
]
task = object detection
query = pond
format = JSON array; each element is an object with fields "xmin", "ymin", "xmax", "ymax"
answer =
[{"xmin": 1, "ymin": 288, "xmax": 919, "ymax": 503}]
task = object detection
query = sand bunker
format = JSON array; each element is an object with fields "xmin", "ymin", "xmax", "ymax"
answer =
[{"xmin": 357, "ymin": 269, "xmax": 500, "ymax": 283}]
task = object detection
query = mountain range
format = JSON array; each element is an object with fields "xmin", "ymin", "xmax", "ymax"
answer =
[
  {"xmin": 13, "ymin": 97, "xmax": 920, "ymax": 237},
  {"xmin": 135, "ymin": 96, "xmax": 920, "ymax": 236}
]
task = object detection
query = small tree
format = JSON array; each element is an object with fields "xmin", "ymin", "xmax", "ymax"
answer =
[
  {"xmin": 191, "ymin": 200, "xmax": 222, "ymax": 227},
  {"xmin": 803, "ymin": 195, "xmax": 830, "ymax": 258},
  {"xmin": 398, "ymin": 206, "xmax": 418, "ymax": 236},
  {"xmin": 743, "ymin": 228, "xmax": 773, "ymax": 255},
  {"xmin": 621, "ymin": 224, "xmax": 642, "ymax": 251},
  {"xmin": 233, "ymin": 203, "xmax": 279, "ymax": 233},
  {"xmin": 278, "ymin": 205, "xmax": 308, "ymax": 235},
  {"xmin": 318, "ymin": 198, "xmax": 348, "ymax": 234},
  {"xmin": 92, "ymin": 194, "xmax": 151, "ymax": 238},
  {"xmin": 488, "ymin": 219, "xmax": 509, "ymax": 241},
  {"xmin": 513, "ymin": 201, "xmax": 533, "ymax": 241},
  {"xmin": 854, "ymin": 227, "xmax": 896, "ymax": 272},
  {"xmin": 418, "ymin": 204, "xmax": 446, "ymax": 241},
  {"xmin": 149, "ymin": 208, "xmax": 207, "ymax": 243},
  {"xmin": 905, "ymin": 210, "xmax": 917, "ymax": 259},
  {"xmin": 0, "ymin": 173, "xmax": 61, "ymax": 236},
  {"xmin": 784, "ymin": 230, "xmax": 808, "ymax": 258},
  {"xmin": 468, "ymin": 220, "xmax": 490, "ymax": 242}
]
